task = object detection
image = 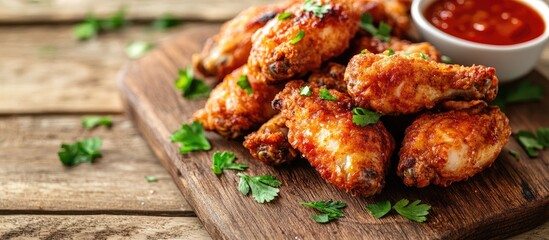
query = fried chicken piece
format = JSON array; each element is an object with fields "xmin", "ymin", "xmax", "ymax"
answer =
[
  {"xmin": 273, "ymin": 80, "xmax": 395, "ymax": 196},
  {"xmin": 193, "ymin": 65, "xmax": 280, "ymax": 139},
  {"xmin": 192, "ymin": 1, "xmax": 293, "ymax": 81},
  {"xmin": 398, "ymin": 102, "xmax": 511, "ymax": 187},
  {"xmin": 248, "ymin": 0, "xmax": 361, "ymax": 84},
  {"xmin": 308, "ymin": 62, "xmax": 347, "ymax": 92},
  {"xmin": 243, "ymin": 114, "xmax": 299, "ymax": 166},
  {"xmin": 344, "ymin": 51, "xmax": 498, "ymax": 115}
]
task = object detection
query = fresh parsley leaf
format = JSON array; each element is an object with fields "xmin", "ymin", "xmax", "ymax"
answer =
[
  {"xmin": 152, "ymin": 14, "xmax": 181, "ymax": 30},
  {"xmin": 441, "ymin": 55, "xmax": 453, "ymax": 64},
  {"xmin": 170, "ymin": 121, "xmax": 211, "ymax": 154},
  {"xmin": 514, "ymin": 130, "xmax": 544, "ymax": 157},
  {"xmin": 360, "ymin": 13, "xmax": 392, "ymax": 42},
  {"xmin": 212, "ymin": 151, "xmax": 248, "ymax": 175},
  {"xmin": 290, "ymin": 30, "xmax": 305, "ymax": 44},
  {"xmin": 361, "ymin": 49, "xmax": 368, "ymax": 54},
  {"xmin": 509, "ymin": 150, "xmax": 521, "ymax": 160},
  {"xmin": 352, "ymin": 107, "xmax": 381, "ymax": 127},
  {"xmin": 302, "ymin": 0, "xmax": 332, "ymax": 18},
  {"xmin": 101, "ymin": 9, "xmax": 126, "ymax": 30},
  {"xmin": 393, "ymin": 199, "xmax": 431, "ymax": 222},
  {"xmin": 237, "ymin": 173, "xmax": 282, "ymax": 203},
  {"xmin": 82, "ymin": 116, "xmax": 113, "ymax": 130},
  {"xmin": 175, "ymin": 67, "xmax": 211, "ymax": 99},
  {"xmin": 536, "ymin": 128, "xmax": 549, "ymax": 148},
  {"xmin": 300, "ymin": 200, "xmax": 346, "ymax": 223},
  {"xmin": 505, "ymin": 80, "xmax": 545, "ymax": 104},
  {"xmin": 420, "ymin": 53, "xmax": 429, "ymax": 60},
  {"xmin": 237, "ymin": 75, "xmax": 253, "ymax": 94},
  {"xmin": 278, "ymin": 12, "xmax": 292, "ymax": 20},
  {"xmin": 365, "ymin": 200, "xmax": 391, "ymax": 218},
  {"xmin": 319, "ymin": 88, "xmax": 337, "ymax": 101},
  {"xmin": 58, "ymin": 137, "xmax": 103, "ymax": 166},
  {"xmin": 74, "ymin": 15, "xmax": 101, "ymax": 40},
  {"xmin": 126, "ymin": 41, "xmax": 154, "ymax": 59},
  {"xmin": 145, "ymin": 176, "xmax": 158, "ymax": 182},
  {"xmin": 387, "ymin": 49, "xmax": 395, "ymax": 56},
  {"xmin": 300, "ymin": 86, "xmax": 312, "ymax": 96}
]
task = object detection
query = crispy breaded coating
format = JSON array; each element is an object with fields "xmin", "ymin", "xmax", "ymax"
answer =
[
  {"xmin": 307, "ymin": 62, "xmax": 347, "ymax": 92},
  {"xmin": 193, "ymin": 66, "xmax": 280, "ymax": 139},
  {"xmin": 248, "ymin": 0, "xmax": 361, "ymax": 84},
  {"xmin": 243, "ymin": 114, "xmax": 298, "ymax": 166},
  {"xmin": 344, "ymin": 51, "xmax": 498, "ymax": 115},
  {"xmin": 342, "ymin": 35, "xmax": 441, "ymax": 63},
  {"xmin": 273, "ymin": 80, "xmax": 395, "ymax": 196},
  {"xmin": 398, "ymin": 102, "xmax": 511, "ymax": 187},
  {"xmin": 192, "ymin": 1, "xmax": 293, "ymax": 81}
]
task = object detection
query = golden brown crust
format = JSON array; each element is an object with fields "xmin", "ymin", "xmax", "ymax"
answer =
[
  {"xmin": 248, "ymin": 0, "xmax": 361, "ymax": 84},
  {"xmin": 398, "ymin": 103, "xmax": 511, "ymax": 187},
  {"xmin": 243, "ymin": 114, "xmax": 299, "ymax": 166},
  {"xmin": 307, "ymin": 62, "xmax": 347, "ymax": 92},
  {"xmin": 344, "ymin": 51, "xmax": 498, "ymax": 115},
  {"xmin": 192, "ymin": 1, "xmax": 293, "ymax": 81},
  {"xmin": 273, "ymin": 80, "xmax": 395, "ymax": 196},
  {"xmin": 193, "ymin": 66, "xmax": 281, "ymax": 139}
]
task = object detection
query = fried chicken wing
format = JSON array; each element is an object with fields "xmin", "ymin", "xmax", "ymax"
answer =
[
  {"xmin": 248, "ymin": 0, "xmax": 361, "ymax": 84},
  {"xmin": 398, "ymin": 102, "xmax": 511, "ymax": 187},
  {"xmin": 192, "ymin": 1, "xmax": 293, "ymax": 81},
  {"xmin": 273, "ymin": 80, "xmax": 395, "ymax": 196},
  {"xmin": 243, "ymin": 114, "xmax": 298, "ymax": 166},
  {"xmin": 308, "ymin": 62, "xmax": 347, "ymax": 92},
  {"xmin": 344, "ymin": 51, "xmax": 498, "ymax": 115},
  {"xmin": 193, "ymin": 65, "xmax": 280, "ymax": 139}
]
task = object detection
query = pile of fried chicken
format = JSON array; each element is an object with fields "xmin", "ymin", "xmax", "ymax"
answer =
[{"xmin": 190, "ymin": 0, "xmax": 511, "ymax": 197}]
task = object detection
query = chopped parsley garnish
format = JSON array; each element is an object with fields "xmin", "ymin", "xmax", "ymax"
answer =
[
  {"xmin": 212, "ymin": 151, "xmax": 248, "ymax": 175},
  {"xmin": 300, "ymin": 86, "xmax": 312, "ymax": 96},
  {"xmin": 152, "ymin": 14, "xmax": 181, "ymax": 30},
  {"xmin": 419, "ymin": 53, "xmax": 429, "ymax": 60},
  {"xmin": 302, "ymin": 0, "xmax": 332, "ymax": 18},
  {"xmin": 513, "ymin": 127, "xmax": 549, "ymax": 157},
  {"xmin": 82, "ymin": 116, "xmax": 113, "ymax": 130},
  {"xmin": 126, "ymin": 41, "xmax": 154, "ymax": 59},
  {"xmin": 145, "ymin": 176, "xmax": 158, "ymax": 182},
  {"xmin": 175, "ymin": 67, "xmax": 211, "ymax": 99},
  {"xmin": 290, "ymin": 30, "xmax": 305, "ymax": 44},
  {"xmin": 360, "ymin": 13, "xmax": 392, "ymax": 42},
  {"xmin": 352, "ymin": 107, "xmax": 381, "ymax": 127},
  {"xmin": 170, "ymin": 121, "xmax": 211, "ymax": 154},
  {"xmin": 58, "ymin": 137, "xmax": 103, "ymax": 166},
  {"xmin": 300, "ymin": 200, "xmax": 346, "ymax": 223},
  {"xmin": 237, "ymin": 75, "xmax": 253, "ymax": 94},
  {"xmin": 492, "ymin": 80, "xmax": 544, "ymax": 109},
  {"xmin": 319, "ymin": 88, "xmax": 337, "ymax": 101},
  {"xmin": 387, "ymin": 49, "xmax": 395, "ymax": 56},
  {"xmin": 101, "ymin": 9, "xmax": 126, "ymax": 30},
  {"xmin": 365, "ymin": 200, "xmax": 391, "ymax": 218},
  {"xmin": 509, "ymin": 150, "xmax": 521, "ymax": 160},
  {"xmin": 73, "ymin": 9, "xmax": 126, "ymax": 41},
  {"xmin": 441, "ymin": 55, "xmax": 453, "ymax": 64},
  {"xmin": 278, "ymin": 12, "xmax": 292, "ymax": 20},
  {"xmin": 361, "ymin": 49, "xmax": 368, "ymax": 54},
  {"xmin": 237, "ymin": 173, "xmax": 282, "ymax": 203},
  {"xmin": 364, "ymin": 199, "xmax": 431, "ymax": 222}
]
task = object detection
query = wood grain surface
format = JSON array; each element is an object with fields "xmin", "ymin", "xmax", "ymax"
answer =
[{"xmin": 118, "ymin": 24, "xmax": 549, "ymax": 239}]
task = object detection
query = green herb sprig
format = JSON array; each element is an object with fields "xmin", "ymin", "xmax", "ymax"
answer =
[
  {"xmin": 237, "ymin": 173, "xmax": 282, "ymax": 203},
  {"xmin": 175, "ymin": 67, "xmax": 211, "ymax": 99},
  {"xmin": 300, "ymin": 200, "xmax": 346, "ymax": 223},
  {"xmin": 170, "ymin": 121, "xmax": 211, "ymax": 154},
  {"xmin": 212, "ymin": 151, "xmax": 248, "ymax": 175},
  {"xmin": 360, "ymin": 13, "xmax": 392, "ymax": 42},
  {"xmin": 365, "ymin": 199, "xmax": 431, "ymax": 222},
  {"xmin": 58, "ymin": 137, "xmax": 103, "ymax": 166}
]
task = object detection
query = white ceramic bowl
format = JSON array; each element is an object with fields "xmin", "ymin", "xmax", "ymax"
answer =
[{"xmin": 412, "ymin": 0, "xmax": 549, "ymax": 83}]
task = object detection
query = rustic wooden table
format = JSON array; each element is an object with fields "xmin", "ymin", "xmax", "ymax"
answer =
[{"xmin": 0, "ymin": 0, "xmax": 547, "ymax": 239}]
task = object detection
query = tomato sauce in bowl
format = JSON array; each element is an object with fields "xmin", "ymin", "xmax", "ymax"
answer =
[{"xmin": 424, "ymin": 0, "xmax": 545, "ymax": 45}]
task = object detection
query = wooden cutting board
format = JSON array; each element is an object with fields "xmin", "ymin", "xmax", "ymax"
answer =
[{"xmin": 117, "ymin": 23, "xmax": 548, "ymax": 239}]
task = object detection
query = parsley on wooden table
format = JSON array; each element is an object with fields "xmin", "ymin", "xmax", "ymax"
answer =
[
  {"xmin": 365, "ymin": 199, "xmax": 431, "ymax": 222},
  {"xmin": 300, "ymin": 200, "xmax": 346, "ymax": 223},
  {"xmin": 170, "ymin": 121, "xmax": 211, "ymax": 154},
  {"xmin": 237, "ymin": 173, "xmax": 282, "ymax": 203},
  {"xmin": 152, "ymin": 14, "xmax": 181, "ymax": 30},
  {"xmin": 319, "ymin": 88, "xmax": 337, "ymax": 101},
  {"xmin": 145, "ymin": 176, "xmax": 158, "ymax": 182},
  {"xmin": 58, "ymin": 137, "xmax": 103, "ymax": 166},
  {"xmin": 302, "ymin": 0, "xmax": 332, "ymax": 18},
  {"xmin": 82, "ymin": 116, "xmax": 112, "ymax": 130},
  {"xmin": 175, "ymin": 67, "xmax": 211, "ymax": 99},
  {"xmin": 126, "ymin": 41, "xmax": 155, "ymax": 59},
  {"xmin": 290, "ymin": 30, "xmax": 305, "ymax": 45},
  {"xmin": 492, "ymin": 80, "xmax": 544, "ymax": 109},
  {"xmin": 237, "ymin": 75, "xmax": 253, "ymax": 94},
  {"xmin": 212, "ymin": 151, "xmax": 248, "ymax": 175},
  {"xmin": 514, "ymin": 127, "xmax": 549, "ymax": 157},
  {"xmin": 360, "ymin": 13, "xmax": 392, "ymax": 42},
  {"xmin": 352, "ymin": 107, "xmax": 381, "ymax": 127},
  {"xmin": 73, "ymin": 9, "xmax": 126, "ymax": 41}
]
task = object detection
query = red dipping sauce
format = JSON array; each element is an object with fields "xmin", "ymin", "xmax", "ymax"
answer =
[{"xmin": 424, "ymin": 0, "xmax": 546, "ymax": 45}]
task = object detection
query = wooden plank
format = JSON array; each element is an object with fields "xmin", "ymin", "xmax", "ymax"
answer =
[
  {"xmin": 0, "ymin": 0, "xmax": 277, "ymax": 23},
  {"xmin": 118, "ymin": 24, "xmax": 549, "ymax": 240},
  {"xmin": 0, "ymin": 24, "xmax": 195, "ymax": 114},
  {"xmin": 0, "ymin": 115, "xmax": 192, "ymax": 213},
  {"xmin": 0, "ymin": 215, "xmax": 210, "ymax": 239}
]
